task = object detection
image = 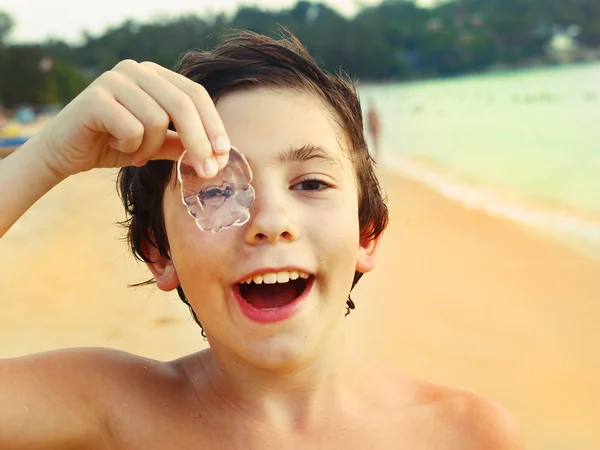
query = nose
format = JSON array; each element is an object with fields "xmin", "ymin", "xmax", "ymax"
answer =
[{"xmin": 243, "ymin": 184, "xmax": 299, "ymax": 245}]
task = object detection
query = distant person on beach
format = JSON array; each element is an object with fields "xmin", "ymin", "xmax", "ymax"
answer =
[
  {"xmin": 0, "ymin": 30, "xmax": 523, "ymax": 449},
  {"xmin": 367, "ymin": 101, "xmax": 381, "ymax": 159}
]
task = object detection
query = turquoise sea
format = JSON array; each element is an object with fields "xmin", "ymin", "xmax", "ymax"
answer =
[{"xmin": 359, "ymin": 62, "xmax": 600, "ymax": 260}]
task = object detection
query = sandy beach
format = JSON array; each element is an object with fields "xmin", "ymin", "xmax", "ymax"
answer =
[{"xmin": 1, "ymin": 163, "xmax": 599, "ymax": 449}]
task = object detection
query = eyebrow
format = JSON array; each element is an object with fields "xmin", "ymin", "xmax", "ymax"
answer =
[{"xmin": 278, "ymin": 144, "xmax": 341, "ymax": 166}]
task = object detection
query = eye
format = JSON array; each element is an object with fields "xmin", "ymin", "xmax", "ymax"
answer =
[{"xmin": 292, "ymin": 178, "xmax": 334, "ymax": 192}]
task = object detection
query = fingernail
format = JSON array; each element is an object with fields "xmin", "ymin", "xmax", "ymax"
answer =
[
  {"xmin": 202, "ymin": 157, "xmax": 218, "ymax": 178},
  {"xmin": 214, "ymin": 136, "xmax": 230, "ymax": 154}
]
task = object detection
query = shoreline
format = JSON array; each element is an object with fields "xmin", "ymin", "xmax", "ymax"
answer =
[{"xmin": 379, "ymin": 154, "xmax": 600, "ymax": 263}]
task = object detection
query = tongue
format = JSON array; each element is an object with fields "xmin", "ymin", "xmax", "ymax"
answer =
[{"xmin": 241, "ymin": 281, "xmax": 301, "ymax": 310}]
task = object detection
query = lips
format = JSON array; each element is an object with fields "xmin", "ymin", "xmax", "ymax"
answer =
[{"xmin": 232, "ymin": 274, "xmax": 314, "ymax": 323}]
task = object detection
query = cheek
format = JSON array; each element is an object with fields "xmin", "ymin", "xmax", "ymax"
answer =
[
  {"xmin": 168, "ymin": 231, "xmax": 233, "ymax": 319},
  {"xmin": 308, "ymin": 196, "xmax": 361, "ymax": 266},
  {"xmin": 163, "ymin": 192, "xmax": 224, "ymax": 288},
  {"xmin": 168, "ymin": 220, "xmax": 228, "ymax": 278}
]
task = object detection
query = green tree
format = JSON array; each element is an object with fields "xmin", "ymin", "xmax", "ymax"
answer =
[
  {"xmin": 0, "ymin": 43, "xmax": 89, "ymax": 108},
  {"xmin": 2, "ymin": 0, "xmax": 597, "ymax": 95}
]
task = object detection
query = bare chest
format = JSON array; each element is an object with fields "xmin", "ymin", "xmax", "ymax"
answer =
[{"xmin": 107, "ymin": 405, "xmax": 460, "ymax": 450}]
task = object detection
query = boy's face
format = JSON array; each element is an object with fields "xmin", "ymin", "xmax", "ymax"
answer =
[{"xmin": 158, "ymin": 88, "xmax": 377, "ymax": 368}]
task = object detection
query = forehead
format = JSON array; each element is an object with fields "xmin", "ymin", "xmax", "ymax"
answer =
[{"xmin": 215, "ymin": 88, "xmax": 349, "ymax": 163}]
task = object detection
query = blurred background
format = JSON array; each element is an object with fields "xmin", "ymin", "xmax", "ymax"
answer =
[{"xmin": 1, "ymin": 1, "xmax": 599, "ymax": 449}]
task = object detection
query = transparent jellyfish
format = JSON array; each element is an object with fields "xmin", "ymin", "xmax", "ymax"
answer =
[{"xmin": 177, "ymin": 147, "xmax": 255, "ymax": 232}]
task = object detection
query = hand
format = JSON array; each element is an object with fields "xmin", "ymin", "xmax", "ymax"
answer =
[{"xmin": 36, "ymin": 60, "xmax": 230, "ymax": 179}]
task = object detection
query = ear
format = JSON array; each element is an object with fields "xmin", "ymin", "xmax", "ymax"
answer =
[
  {"xmin": 141, "ymin": 238, "xmax": 180, "ymax": 292},
  {"xmin": 356, "ymin": 231, "xmax": 383, "ymax": 274}
]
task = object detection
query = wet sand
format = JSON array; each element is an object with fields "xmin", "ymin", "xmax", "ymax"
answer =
[{"xmin": 1, "ymin": 165, "xmax": 599, "ymax": 449}]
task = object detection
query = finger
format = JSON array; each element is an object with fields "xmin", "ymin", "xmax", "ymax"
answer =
[
  {"xmin": 113, "ymin": 61, "xmax": 218, "ymax": 178},
  {"xmin": 149, "ymin": 131, "xmax": 229, "ymax": 169},
  {"xmin": 84, "ymin": 87, "xmax": 144, "ymax": 154},
  {"xmin": 143, "ymin": 62, "xmax": 231, "ymax": 158},
  {"xmin": 108, "ymin": 73, "xmax": 171, "ymax": 166}
]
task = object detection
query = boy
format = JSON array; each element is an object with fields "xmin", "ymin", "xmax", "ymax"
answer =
[{"xmin": 0, "ymin": 31, "xmax": 523, "ymax": 449}]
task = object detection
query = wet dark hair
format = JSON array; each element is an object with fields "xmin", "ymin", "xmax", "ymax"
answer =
[{"xmin": 118, "ymin": 29, "xmax": 388, "ymax": 333}]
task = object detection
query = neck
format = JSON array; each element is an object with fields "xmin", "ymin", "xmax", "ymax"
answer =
[{"xmin": 197, "ymin": 326, "xmax": 363, "ymax": 431}]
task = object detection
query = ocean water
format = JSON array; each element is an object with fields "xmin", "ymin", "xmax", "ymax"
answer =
[{"xmin": 359, "ymin": 62, "xmax": 600, "ymax": 260}]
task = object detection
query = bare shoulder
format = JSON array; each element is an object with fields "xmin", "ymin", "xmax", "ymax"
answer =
[
  {"xmin": 1, "ymin": 346, "xmax": 184, "ymax": 389},
  {"xmin": 362, "ymin": 363, "xmax": 523, "ymax": 449},
  {"xmin": 400, "ymin": 375, "xmax": 525, "ymax": 450},
  {"xmin": 0, "ymin": 347, "xmax": 188, "ymax": 449}
]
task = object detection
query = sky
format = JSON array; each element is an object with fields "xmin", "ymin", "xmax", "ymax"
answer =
[{"xmin": 2, "ymin": 0, "xmax": 438, "ymax": 44}]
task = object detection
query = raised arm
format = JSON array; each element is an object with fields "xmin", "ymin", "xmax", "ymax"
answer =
[
  {"xmin": 0, "ymin": 59, "xmax": 231, "ymax": 238},
  {"xmin": 0, "ymin": 135, "xmax": 64, "ymax": 237}
]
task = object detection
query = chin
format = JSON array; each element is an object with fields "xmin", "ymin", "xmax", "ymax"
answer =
[{"xmin": 239, "ymin": 331, "xmax": 321, "ymax": 371}]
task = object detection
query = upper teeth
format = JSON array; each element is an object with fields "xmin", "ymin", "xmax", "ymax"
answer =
[{"xmin": 242, "ymin": 271, "xmax": 310, "ymax": 285}]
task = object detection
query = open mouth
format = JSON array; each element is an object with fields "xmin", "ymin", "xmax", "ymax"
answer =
[{"xmin": 237, "ymin": 274, "xmax": 313, "ymax": 311}]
